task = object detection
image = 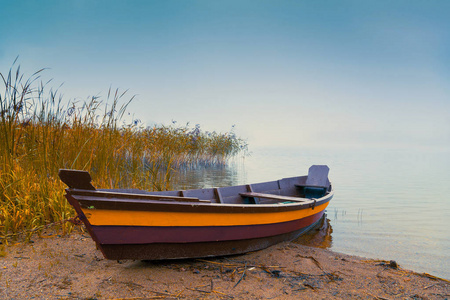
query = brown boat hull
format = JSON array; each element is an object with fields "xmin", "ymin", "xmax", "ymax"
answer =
[{"xmin": 99, "ymin": 214, "xmax": 324, "ymax": 260}]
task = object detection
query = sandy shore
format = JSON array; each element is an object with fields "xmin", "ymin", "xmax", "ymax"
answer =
[{"xmin": 1, "ymin": 230, "xmax": 449, "ymax": 299}]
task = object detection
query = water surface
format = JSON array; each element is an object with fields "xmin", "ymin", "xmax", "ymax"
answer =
[{"xmin": 174, "ymin": 146, "xmax": 450, "ymax": 279}]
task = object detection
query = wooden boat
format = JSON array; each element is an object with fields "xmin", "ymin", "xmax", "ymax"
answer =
[{"xmin": 58, "ymin": 165, "xmax": 334, "ymax": 260}]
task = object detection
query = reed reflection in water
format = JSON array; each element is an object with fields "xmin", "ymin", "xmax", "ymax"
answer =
[{"xmin": 173, "ymin": 159, "xmax": 247, "ymax": 190}]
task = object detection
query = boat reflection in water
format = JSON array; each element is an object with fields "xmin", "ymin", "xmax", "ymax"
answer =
[{"xmin": 293, "ymin": 213, "xmax": 333, "ymax": 249}]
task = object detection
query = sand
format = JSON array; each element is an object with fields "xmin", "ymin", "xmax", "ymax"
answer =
[{"xmin": 1, "ymin": 230, "xmax": 449, "ymax": 300}]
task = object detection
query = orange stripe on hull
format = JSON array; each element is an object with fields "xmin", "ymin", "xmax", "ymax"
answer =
[{"xmin": 82, "ymin": 202, "xmax": 329, "ymax": 227}]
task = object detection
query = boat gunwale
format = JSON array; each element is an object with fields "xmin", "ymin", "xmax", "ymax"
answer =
[{"xmin": 66, "ymin": 189, "xmax": 334, "ymax": 213}]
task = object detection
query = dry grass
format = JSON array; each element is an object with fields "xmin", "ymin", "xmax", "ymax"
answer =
[{"xmin": 0, "ymin": 62, "xmax": 247, "ymax": 241}]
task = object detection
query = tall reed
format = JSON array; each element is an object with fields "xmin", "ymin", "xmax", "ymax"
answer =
[{"xmin": 0, "ymin": 63, "xmax": 247, "ymax": 241}]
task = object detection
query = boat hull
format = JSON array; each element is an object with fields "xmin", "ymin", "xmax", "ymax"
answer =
[
  {"xmin": 60, "ymin": 168, "xmax": 334, "ymax": 260},
  {"xmin": 99, "ymin": 217, "xmax": 324, "ymax": 260},
  {"xmin": 65, "ymin": 192, "xmax": 331, "ymax": 260}
]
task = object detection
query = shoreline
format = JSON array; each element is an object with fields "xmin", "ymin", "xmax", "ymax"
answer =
[{"xmin": 1, "ymin": 231, "xmax": 449, "ymax": 299}]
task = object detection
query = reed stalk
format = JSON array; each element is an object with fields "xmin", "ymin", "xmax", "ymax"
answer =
[{"xmin": 0, "ymin": 63, "xmax": 247, "ymax": 241}]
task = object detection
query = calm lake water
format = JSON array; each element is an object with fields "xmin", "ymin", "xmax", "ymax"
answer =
[{"xmin": 174, "ymin": 146, "xmax": 450, "ymax": 280}]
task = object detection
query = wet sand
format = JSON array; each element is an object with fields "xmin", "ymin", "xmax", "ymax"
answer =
[{"xmin": 1, "ymin": 230, "xmax": 449, "ymax": 299}]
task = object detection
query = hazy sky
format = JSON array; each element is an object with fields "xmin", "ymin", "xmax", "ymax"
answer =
[{"xmin": 1, "ymin": 0, "xmax": 449, "ymax": 150}]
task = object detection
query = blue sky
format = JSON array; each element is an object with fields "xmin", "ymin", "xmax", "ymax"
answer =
[{"xmin": 1, "ymin": 0, "xmax": 449, "ymax": 149}]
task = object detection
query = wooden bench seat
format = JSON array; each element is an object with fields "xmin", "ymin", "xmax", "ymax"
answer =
[
  {"xmin": 240, "ymin": 192, "xmax": 310, "ymax": 203},
  {"xmin": 295, "ymin": 165, "xmax": 330, "ymax": 198}
]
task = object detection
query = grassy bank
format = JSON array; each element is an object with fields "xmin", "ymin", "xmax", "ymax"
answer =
[{"xmin": 0, "ymin": 64, "xmax": 247, "ymax": 241}]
